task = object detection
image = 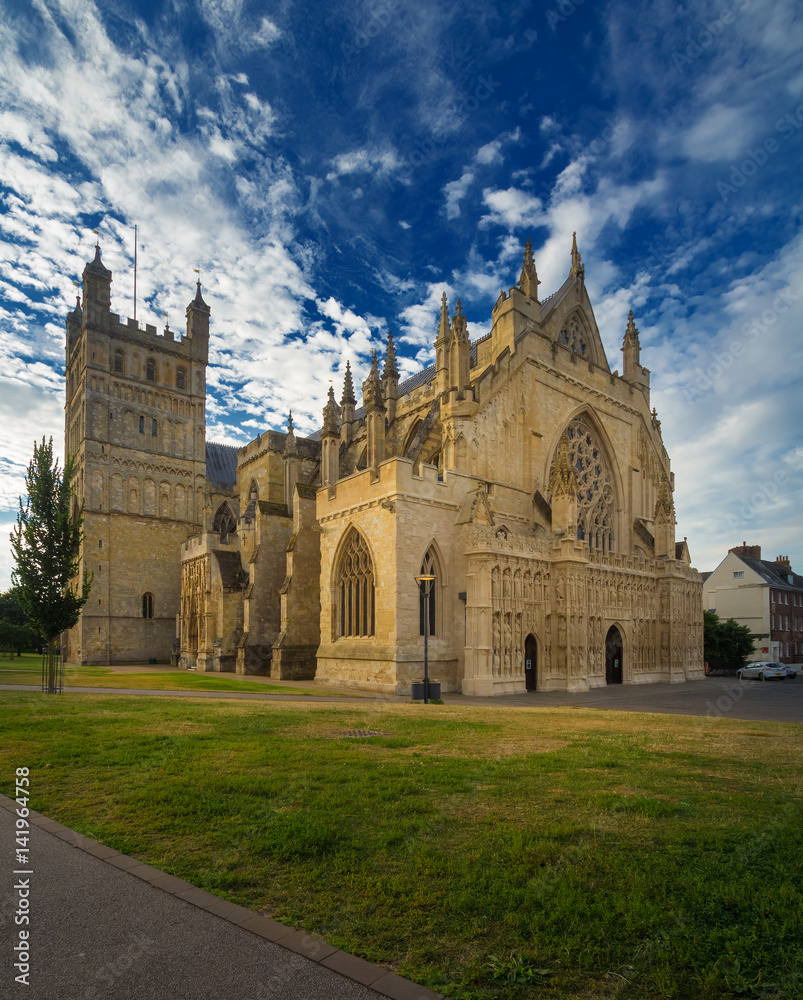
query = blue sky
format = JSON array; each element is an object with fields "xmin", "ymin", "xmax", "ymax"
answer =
[{"xmin": 1, "ymin": 0, "xmax": 801, "ymax": 587}]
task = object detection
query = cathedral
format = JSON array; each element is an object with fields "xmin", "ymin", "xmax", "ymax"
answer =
[{"xmin": 64, "ymin": 236, "xmax": 704, "ymax": 694}]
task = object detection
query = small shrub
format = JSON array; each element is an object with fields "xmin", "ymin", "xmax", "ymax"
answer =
[{"xmin": 484, "ymin": 950, "xmax": 550, "ymax": 987}]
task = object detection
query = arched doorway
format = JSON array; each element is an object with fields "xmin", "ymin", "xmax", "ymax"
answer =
[
  {"xmin": 605, "ymin": 625, "xmax": 623, "ymax": 684},
  {"xmin": 524, "ymin": 634, "xmax": 537, "ymax": 691}
]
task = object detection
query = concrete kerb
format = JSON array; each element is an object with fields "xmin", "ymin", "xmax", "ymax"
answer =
[{"xmin": 0, "ymin": 793, "xmax": 445, "ymax": 1000}]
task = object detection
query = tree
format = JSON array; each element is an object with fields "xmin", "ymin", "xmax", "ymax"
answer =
[
  {"xmin": 10, "ymin": 438, "xmax": 92, "ymax": 692},
  {"xmin": 0, "ymin": 587, "xmax": 40, "ymax": 656},
  {"xmin": 704, "ymin": 611, "xmax": 755, "ymax": 674}
]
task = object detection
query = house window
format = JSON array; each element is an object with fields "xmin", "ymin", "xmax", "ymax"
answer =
[
  {"xmin": 142, "ymin": 593, "xmax": 154, "ymax": 619},
  {"xmin": 771, "ymin": 614, "xmax": 775, "ymax": 629},
  {"xmin": 114, "ymin": 351, "xmax": 124, "ymax": 373},
  {"xmin": 336, "ymin": 529, "xmax": 375, "ymax": 638},
  {"xmin": 146, "ymin": 358, "xmax": 155, "ymax": 381},
  {"xmin": 176, "ymin": 367, "xmax": 186, "ymax": 390},
  {"xmin": 139, "ymin": 416, "xmax": 145, "ymax": 434},
  {"xmin": 733, "ymin": 571, "xmax": 743, "ymax": 578},
  {"xmin": 419, "ymin": 547, "xmax": 438, "ymax": 637}
]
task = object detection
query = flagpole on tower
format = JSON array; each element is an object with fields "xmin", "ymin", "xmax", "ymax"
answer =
[{"xmin": 134, "ymin": 225, "xmax": 138, "ymax": 323}]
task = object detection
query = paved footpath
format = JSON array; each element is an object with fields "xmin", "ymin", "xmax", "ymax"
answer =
[
  {"xmin": 0, "ymin": 797, "xmax": 443, "ymax": 1000},
  {"xmin": 446, "ymin": 675, "xmax": 803, "ymax": 723},
  {"xmin": 2, "ymin": 674, "xmax": 802, "ymax": 723}
]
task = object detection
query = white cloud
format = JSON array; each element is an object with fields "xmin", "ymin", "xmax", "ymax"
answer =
[
  {"xmin": 681, "ymin": 104, "xmax": 755, "ymax": 162},
  {"xmin": 253, "ymin": 17, "xmax": 281, "ymax": 47},
  {"xmin": 475, "ymin": 139, "xmax": 503, "ymax": 166},
  {"xmin": 326, "ymin": 148, "xmax": 404, "ymax": 181},
  {"xmin": 444, "ymin": 170, "xmax": 474, "ymax": 219},
  {"xmin": 442, "ymin": 128, "xmax": 523, "ymax": 218},
  {"xmin": 398, "ymin": 281, "xmax": 453, "ymax": 349},
  {"xmin": 480, "ymin": 187, "xmax": 544, "ymax": 228}
]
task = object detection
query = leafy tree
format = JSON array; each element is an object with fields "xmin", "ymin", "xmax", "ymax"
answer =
[
  {"xmin": 0, "ymin": 587, "xmax": 40, "ymax": 656},
  {"xmin": 704, "ymin": 610, "xmax": 755, "ymax": 674},
  {"xmin": 9, "ymin": 438, "xmax": 92, "ymax": 691}
]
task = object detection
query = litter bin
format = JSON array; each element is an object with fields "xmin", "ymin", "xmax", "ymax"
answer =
[{"xmin": 411, "ymin": 680, "xmax": 441, "ymax": 701}]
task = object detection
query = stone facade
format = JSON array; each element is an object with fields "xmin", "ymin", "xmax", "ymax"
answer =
[
  {"xmin": 64, "ymin": 247, "xmax": 208, "ymax": 664},
  {"xmin": 312, "ymin": 237, "xmax": 703, "ymax": 694},
  {"xmin": 66, "ymin": 236, "xmax": 704, "ymax": 691}
]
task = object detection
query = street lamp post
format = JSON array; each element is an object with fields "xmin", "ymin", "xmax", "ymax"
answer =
[{"xmin": 415, "ymin": 573, "xmax": 435, "ymax": 704}]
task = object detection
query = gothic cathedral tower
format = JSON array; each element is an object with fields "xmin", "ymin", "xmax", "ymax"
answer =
[{"xmin": 64, "ymin": 245, "xmax": 209, "ymax": 664}]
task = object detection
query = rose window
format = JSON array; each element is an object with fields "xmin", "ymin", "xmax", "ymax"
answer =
[{"xmin": 549, "ymin": 419, "xmax": 614, "ymax": 551}]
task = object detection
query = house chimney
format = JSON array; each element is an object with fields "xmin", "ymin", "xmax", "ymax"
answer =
[
  {"xmin": 775, "ymin": 555, "xmax": 791, "ymax": 571},
  {"xmin": 729, "ymin": 543, "xmax": 761, "ymax": 561}
]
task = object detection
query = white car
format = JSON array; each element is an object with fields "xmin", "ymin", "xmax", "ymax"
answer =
[{"xmin": 737, "ymin": 661, "xmax": 787, "ymax": 681}]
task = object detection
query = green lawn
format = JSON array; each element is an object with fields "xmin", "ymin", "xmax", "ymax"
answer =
[
  {"xmin": 1, "ymin": 692, "xmax": 801, "ymax": 999},
  {"xmin": 0, "ymin": 653, "xmax": 351, "ymax": 696}
]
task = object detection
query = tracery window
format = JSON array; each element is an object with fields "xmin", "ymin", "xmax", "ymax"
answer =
[
  {"xmin": 558, "ymin": 316, "xmax": 588, "ymax": 356},
  {"xmin": 419, "ymin": 547, "xmax": 437, "ymax": 637},
  {"xmin": 336, "ymin": 530, "xmax": 375, "ymax": 638},
  {"xmin": 549, "ymin": 417, "xmax": 615, "ymax": 552},
  {"xmin": 213, "ymin": 502, "xmax": 237, "ymax": 543}
]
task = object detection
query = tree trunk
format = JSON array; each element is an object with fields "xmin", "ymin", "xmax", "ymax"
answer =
[{"xmin": 45, "ymin": 637, "xmax": 57, "ymax": 694}]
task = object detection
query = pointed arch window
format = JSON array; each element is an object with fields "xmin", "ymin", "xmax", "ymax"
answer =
[
  {"xmin": 114, "ymin": 350, "xmax": 124, "ymax": 373},
  {"xmin": 558, "ymin": 316, "xmax": 588, "ymax": 356},
  {"xmin": 419, "ymin": 547, "xmax": 438, "ymax": 637},
  {"xmin": 213, "ymin": 502, "xmax": 237, "ymax": 543},
  {"xmin": 336, "ymin": 530, "xmax": 375, "ymax": 638},
  {"xmin": 249, "ymin": 479, "xmax": 259, "ymax": 501},
  {"xmin": 146, "ymin": 358, "xmax": 156, "ymax": 382},
  {"xmin": 176, "ymin": 367, "xmax": 186, "ymax": 390},
  {"xmin": 549, "ymin": 416, "xmax": 615, "ymax": 552}
]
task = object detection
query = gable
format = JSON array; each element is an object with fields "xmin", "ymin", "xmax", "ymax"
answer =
[
  {"xmin": 703, "ymin": 552, "xmax": 767, "ymax": 593},
  {"xmin": 541, "ymin": 284, "xmax": 610, "ymax": 373}
]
